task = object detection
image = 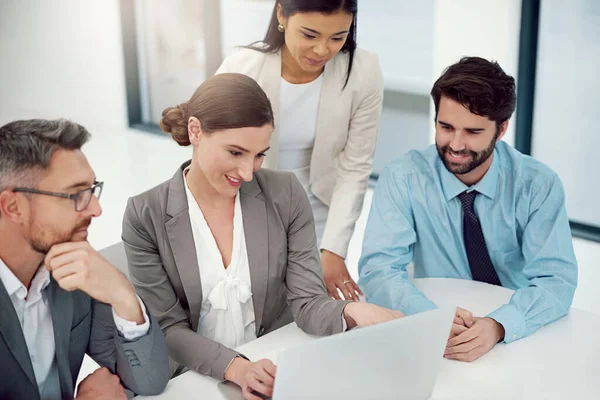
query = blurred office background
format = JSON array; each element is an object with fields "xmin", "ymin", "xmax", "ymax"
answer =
[{"xmin": 0, "ymin": 0, "xmax": 598, "ymax": 311}]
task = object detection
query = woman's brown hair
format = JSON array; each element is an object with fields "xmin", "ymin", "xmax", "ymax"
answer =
[{"xmin": 160, "ymin": 73, "xmax": 275, "ymax": 146}]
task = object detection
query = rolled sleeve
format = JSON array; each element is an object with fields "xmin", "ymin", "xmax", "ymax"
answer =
[{"xmin": 112, "ymin": 295, "xmax": 150, "ymax": 340}]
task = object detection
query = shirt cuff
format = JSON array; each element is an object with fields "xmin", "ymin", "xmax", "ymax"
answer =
[
  {"xmin": 112, "ymin": 295, "xmax": 150, "ymax": 340},
  {"xmin": 486, "ymin": 303, "xmax": 527, "ymax": 344}
]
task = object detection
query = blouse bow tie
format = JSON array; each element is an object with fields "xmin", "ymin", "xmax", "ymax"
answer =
[{"xmin": 208, "ymin": 277, "xmax": 252, "ymax": 310}]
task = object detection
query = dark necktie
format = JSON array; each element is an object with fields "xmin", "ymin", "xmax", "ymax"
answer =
[{"xmin": 458, "ymin": 191, "xmax": 502, "ymax": 286}]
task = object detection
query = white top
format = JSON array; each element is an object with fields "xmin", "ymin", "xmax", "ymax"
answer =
[
  {"xmin": 184, "ymin": 171, "xmax": 257, "ymax": 349},
  {"xmin": 278, "ymin": 74, "xmax": 324, "ymax": 173},
  {"xmin": 0, "ymin": 258, "xmax": 150, "ymax": 400},
  {"xmin": 278, "ymin": 75, "xmax": 330, "ymax": 245}
]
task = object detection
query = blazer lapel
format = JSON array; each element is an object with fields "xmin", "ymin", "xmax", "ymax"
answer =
[
  {"xmin": 310, "ymin": 52, "xmax": 346, "ymax": 184},
  {"xmin": 165, "ymin": 161, "xmax": 203, "ymax": 331},
  {"xmin": 0, "ymin": 279, "xmax": 37, "ymax": 388},
  {"xmin": 45, "ymin": 278, "xmax": 74, "ymax": 397},
  {"xmin": 257, "ymin": 50, "xmax": 282, "ymax": 170},
  {"xmin": 239, "ymin": 179, "xmax": 269, "ymax": 334}
]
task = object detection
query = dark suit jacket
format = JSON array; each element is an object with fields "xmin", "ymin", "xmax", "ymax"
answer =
[
  {"xmin": 0, "ymin": 277, "xmax": 170, "ymax": 399},
  {"xmin": 122, "ymin": 162, "xmax": 351, "ymax": 381}
]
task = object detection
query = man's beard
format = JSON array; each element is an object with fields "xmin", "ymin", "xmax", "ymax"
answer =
[
  {"xmin": 436, "ymin": 133, "xmax": 497, "ymax": 175},
  {"xmin": 29, "ymin": 218, "xmax": 91, "ymax": 254}
]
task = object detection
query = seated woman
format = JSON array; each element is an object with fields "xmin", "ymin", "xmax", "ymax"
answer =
[{"xmin": 122, "ymin": 73, "xmax": 402, "ymax": 399}]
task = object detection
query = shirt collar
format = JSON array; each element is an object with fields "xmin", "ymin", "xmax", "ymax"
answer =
[
  {"xmin": 0, "ymin": 257, "xmax": 51, "ymax": 299},
  {"xmin": 438, "ymin": 149, "xmax": 500, "ymax": 201}
]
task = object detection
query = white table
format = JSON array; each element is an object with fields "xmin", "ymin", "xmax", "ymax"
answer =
[{"xmin": 139, "ymin": 278, "xmax": 600, "ymax": 399}]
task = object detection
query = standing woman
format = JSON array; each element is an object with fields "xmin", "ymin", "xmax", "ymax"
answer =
[{"xmin": 216, "ymin": 0, "xmax": 383, "ymax": 301}]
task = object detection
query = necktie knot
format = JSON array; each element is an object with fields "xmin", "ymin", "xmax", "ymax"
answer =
[{"xmin": 458, "ymin": 190, "xmax": 477, "ymax": 212}]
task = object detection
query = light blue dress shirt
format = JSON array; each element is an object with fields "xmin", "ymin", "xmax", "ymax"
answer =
[{"xmin": 358, "ymin": 141, "xmax": 578, "ymax": 343}]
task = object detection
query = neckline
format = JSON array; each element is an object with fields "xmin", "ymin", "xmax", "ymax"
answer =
[{"xmin": 281, "ymin": 73, "xmax": 324, "ymax": 86}]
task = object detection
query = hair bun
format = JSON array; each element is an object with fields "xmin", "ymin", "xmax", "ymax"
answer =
[{"xmin": 160, "ymin": 104, "xmax": 190, "ymax": 146}]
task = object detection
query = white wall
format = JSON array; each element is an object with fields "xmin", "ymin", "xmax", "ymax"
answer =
[
  {"xmin": 219, "ymin": 0, "xmax": 273, "ymax": 58},
  {"xmin": 360, "ymin": 0, "xmax": 434, "ymax": 96},
  {"xmin": 0, "ymin": 0, "xmax": 128, "ymax": 131},
  {"xmin": 431, "ymin": 0, "xmax": 522, "ymax": 146}
]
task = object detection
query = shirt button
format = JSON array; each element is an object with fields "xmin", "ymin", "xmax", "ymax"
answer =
[
  {"xmin": 31, "ymin": 355, "xmax": 36, "ymax": 362},
  {"xmin": 258, "ymin": 326, "xmax": 265, "ymax": 336},
  {"xmin": 512, "ymin": 334, "xmax": 517, "ymax": 340},
  {"xmin": 118, "ymin": 325, "xmax": 124, "ymax": 331}
]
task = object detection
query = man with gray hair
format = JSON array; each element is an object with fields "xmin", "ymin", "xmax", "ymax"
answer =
[{"xmin": 0, "ymin": 119, "xmax": 169, "ymax": 399}]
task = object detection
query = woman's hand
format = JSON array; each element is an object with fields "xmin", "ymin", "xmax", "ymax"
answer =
[
  {"xmin": 224, "ymin": 357, "xmax": 277, "ymax": 400},
  {"xmin": 321, "ymin": 249, "xmax": 362, "ymax": 301},
  {"xmin": 343, "ymin": 302, "xmax": 404, "ymax": 329}
]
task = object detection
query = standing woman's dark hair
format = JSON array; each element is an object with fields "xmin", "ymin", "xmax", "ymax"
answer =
[{"xmin": 250, "ymin": 0, "xmax": 358, "ymax": 88}]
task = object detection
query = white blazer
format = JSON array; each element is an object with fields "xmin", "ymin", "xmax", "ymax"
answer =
[{"xmin": 216, "ymin": 46, "xmax": 384, "ymax": 258}]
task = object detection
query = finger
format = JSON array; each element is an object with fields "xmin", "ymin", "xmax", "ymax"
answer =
[
  {"xmin": 113, "ymin": 379, "xmax": 127, "ymax": 399},
  {"xmin": 48, "ymin": 249, "xmax": 86, "ymax": 272},
  {"xmin": 333, "ymin": 280, "xmax": 349, "ymax": 300},
  {"xmin": 447, "ymin": 326, "xmax": 480, "ymax": 347},
  {"xmin": 456, "ymin": 307, "xmax": 474, "ymax": 328},
  {"xmin": 51, "ymin": 262, "xmax": 85, "ymax": 282},
  {"xmin": 387, "ymin": 308, "xmax": 404, "ymax": 320},
  {"xmin": 55, "ymin": 273, "xmax": 85, "ymax": 292},
  {"xmin": 345, "ymin": 281, "xmax": 360, "ymax": 302},
  {"xmin": 338, "ymin": 281, "xmax": 356, "ymax": 301},
  {"xmin": 444, "ymin": 345, "xmax": 483, "ymax": 362},
  {"xmin": 45, "ymin": 242, "xmax": 88, "ymax": 268},
  {"xmin": 347, "ymin": 289, "xmax": 359, "ymax": 302},
  {"xmin": 449, "ymin": 323, "xmax": 469, "ymax": 338},
  {"xmin": 325, "ymin": 285, "xmax": 335, "ymax": 298},
  {"xmin": 47, "ymin": 249, "xmax": 88, "ymax": 272},
  {"xmin": 349, "ymin": 280, "xmax": 363, "ymax": 296},
  {"xmin": 242, "ymin": 386, "xmax": 262, "ymax": 400},
  {"xmin": 248, "ymin": 376, "xmax": 273, "ymax": 397},
  {"xmin": 260, "ymin": 360, "xmax": 277, "ymax": 379},
  {"xmin": 254, "ymin": 368, "xmax": 275, "ymax": 387},
  {"xmin": 460, "ymin": 315, "xmax": 474, "ymax": 328},
  {"xmin": 111, "ymin": 373, "xmax": 121, "ymax": 384},
  {"xmin": 445, "ymin": 337, "xmax": 480, "ymax": 355},
  {"xmin": 328, "ymin": 285, "xmax": 342, "ymax": 300}
]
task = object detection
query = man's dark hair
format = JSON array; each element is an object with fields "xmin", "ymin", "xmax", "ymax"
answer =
[{"xmin": 431, "ymin": 56, "xmax": 516, "ymax": 129}]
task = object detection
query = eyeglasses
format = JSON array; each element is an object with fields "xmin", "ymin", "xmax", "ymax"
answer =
[{"xmin": 13, "ymin": 181, "xmax": 104, "ymax": 212}]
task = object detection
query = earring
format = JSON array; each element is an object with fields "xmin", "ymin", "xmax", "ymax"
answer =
[{"xmin": 277, "ymin": 24, "xmax": 285, "ymax": 32}]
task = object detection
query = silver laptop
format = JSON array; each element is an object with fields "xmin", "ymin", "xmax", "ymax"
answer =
[
  {"xmin": 271, "ymin": 308, "xmax": 454, "ymax": 400},
  {"xmin": 218, "ymin": 308, "xmax": 454, "ymax": 400}
]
